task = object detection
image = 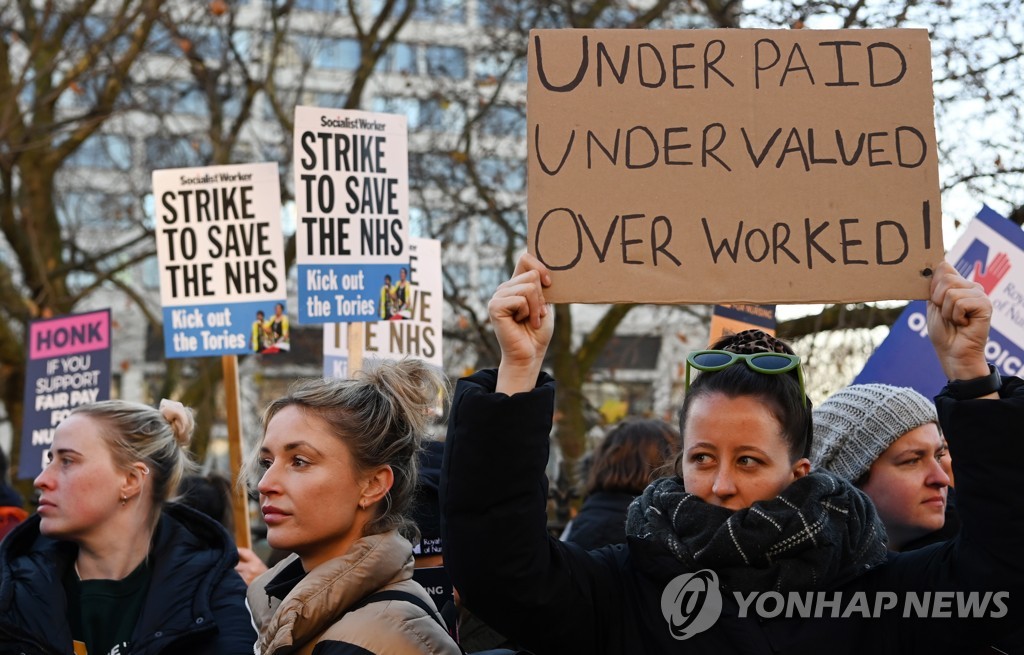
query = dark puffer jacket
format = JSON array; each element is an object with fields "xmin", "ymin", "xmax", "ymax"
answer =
[
  {"xmin": 0, "ymin": 503, "xmax": 256, "ymax": 654},
  {"xmin": 563, "ymin": 491, "xmax": 638, "ymax": 550}
]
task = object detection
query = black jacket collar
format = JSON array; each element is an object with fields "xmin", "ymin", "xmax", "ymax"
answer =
[{"xmin": 0, "ymin": 504, "xmax": 236, "ymax": 654}]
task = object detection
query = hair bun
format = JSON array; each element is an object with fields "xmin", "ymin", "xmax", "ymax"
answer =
[
  {"xmin": 717, "ymin": 329, "xmax": 795, "ymax": 356},
  {"xmin": 159, "ymin": 398, "xmax": 194, "ymax": 447}
]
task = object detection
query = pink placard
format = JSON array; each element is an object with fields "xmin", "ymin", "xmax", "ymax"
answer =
[{"xmin": 28, "ymin": 310, "xmax": 111, "ymax": 360}]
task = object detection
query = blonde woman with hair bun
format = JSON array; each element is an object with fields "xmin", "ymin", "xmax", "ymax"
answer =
[
  {"xmin": 247, "ymin": 359, "xmax": 461, "ymax": 655},
  {"xmin": 0, "ymin": 399, "xmax": 256, "ymax": 654}
]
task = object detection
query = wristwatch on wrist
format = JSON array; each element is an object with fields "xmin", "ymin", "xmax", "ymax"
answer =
[{"xmin": 945, "ymin": 364, "xmax": 1001, "ymax": 400}]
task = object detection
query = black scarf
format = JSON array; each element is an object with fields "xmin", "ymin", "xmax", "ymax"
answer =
[{"xmin": 625, "ymin": 472, "xmax": 887, "ymax": 594}]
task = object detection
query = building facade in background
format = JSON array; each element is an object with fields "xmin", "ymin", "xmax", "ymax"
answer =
[{"xmin": 0, "ymin": 0, "xmax": 708, "ymax": 465}]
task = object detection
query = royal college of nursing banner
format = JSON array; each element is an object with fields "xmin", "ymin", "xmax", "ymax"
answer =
[
  {"xmin": 855, "ymin": 205, "xmax": 1024, "ymax": 397},
  {"xmin": 708, "ymin": 304, "xmax": 777, "ymax": 344}
]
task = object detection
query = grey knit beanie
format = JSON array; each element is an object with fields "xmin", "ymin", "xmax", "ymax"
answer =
[{"xmin": 811, "ymin": 384, "xmax": 938, "ymax": 482}]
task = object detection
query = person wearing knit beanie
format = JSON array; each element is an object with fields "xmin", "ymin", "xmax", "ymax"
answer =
[
  {"xmin": 812, "ymin": 384, "xmax": 937, "ymax": 482},
  {"xmin": 812, "ymin": 384, "xmax": 951, "ymax": 551}
]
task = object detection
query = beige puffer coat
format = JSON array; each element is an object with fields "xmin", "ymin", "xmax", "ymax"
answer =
[{"xmin": 248, "ymin": 530, "xmax": 461, "ymax": 655}]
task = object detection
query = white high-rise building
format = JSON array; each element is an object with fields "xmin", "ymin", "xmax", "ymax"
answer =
[{"xmin": 4, "ymin": 0, "xmax": 712, "ymax": 466}]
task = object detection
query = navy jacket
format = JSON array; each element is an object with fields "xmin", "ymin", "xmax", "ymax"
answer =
[
  {"xmin": 563, "ymin": 491, "xmax": 636, "ymax": 551},
  {"xmin": 441, "ymin": 370, "xmax": 1024, "ymax": 655},
  {"xmin": 0, "ymin": 503, "xmax": 255, "ymax": 654}
]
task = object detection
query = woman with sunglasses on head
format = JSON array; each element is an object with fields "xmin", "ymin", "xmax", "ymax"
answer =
[
  {"xmin": 440, "ymin": 253, "xmax": 1024, "ymax": 655},
  {"xmin": 0, "ymin": 400, "xmax": 256, "ymax": 655},
  {"xmin": 246, "ymin": 360, "xmax": 461, "ymax": 655}
]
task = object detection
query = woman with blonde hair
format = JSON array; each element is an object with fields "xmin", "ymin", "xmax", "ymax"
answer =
[
  {"xmin": 0, "ymin": 399, "xmax": 256, "ymax": 654},
  {"xmin": 248, "ymin": 359, "xmax": 461, "ymax": 655}
]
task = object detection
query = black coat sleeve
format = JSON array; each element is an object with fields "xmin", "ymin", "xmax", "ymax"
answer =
[
  {"xmin": 872, "ymin": 376, "xmax": 1024, "ymax": 652},
  {"xmin": 934, "ymin": 375, "xmax": 1024, "ymax": 579},
  {"xmin": 439, "ymin": 370, "xmax": 623, "ymax": 655}
]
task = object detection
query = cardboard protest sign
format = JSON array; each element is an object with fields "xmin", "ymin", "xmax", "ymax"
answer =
[
  {"xmin": 153, "ymin": 162, "xmax": 287, "ymax": 358},
  {"xmin": 527, "ymin": 29, "xmax": 942, "ymax": 304},
  {"xmin": 323, "ymin": 238, "xmax": 442, "ymax": 377},
  {"xmin": 709, "ymin": 304, "xmax": 777, "ymax": 344},
  {"xmin": 294, "ymin": 106, "xmax": 410, "ymax": 324},
  {"xmin": 855, "ymin": 206, "xmax": 1024, "ymax": 397},
  {"xmin": 19, "ymin": 310, "xmax": 111, "ymax": 479}
]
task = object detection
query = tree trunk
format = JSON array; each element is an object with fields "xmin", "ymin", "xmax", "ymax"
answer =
[
  {"xmin": 551, "ymin": 305, "xmax": 587, "ymax": 465},
  {"xmin": 9, "ymin": 157, "xmax": 66, "ymax": 487}
]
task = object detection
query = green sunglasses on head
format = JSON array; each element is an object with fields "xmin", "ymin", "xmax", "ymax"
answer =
[{"xmin": 684, "ymin": 350, "xmax": 807, "ymax": 408}]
